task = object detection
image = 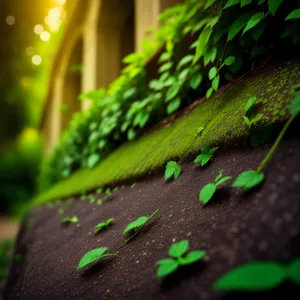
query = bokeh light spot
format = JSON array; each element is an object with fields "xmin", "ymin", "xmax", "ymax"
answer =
[
  {"xmin": 6, "ymin": 16, "xmax": 15, "ymax": 25},
  {"xmin": 32, "ymin": 55, "xmax": 42, "ymax": 65},
  {"xmin": 40, "ymin": 31, "xmax": 51, "ymax": 42},
  {"xmin": 34, "ymin": 24, "xmax": 44, "ymax": 35}
]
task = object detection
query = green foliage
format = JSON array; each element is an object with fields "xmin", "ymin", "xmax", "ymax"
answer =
[
  {"xmin": 232, "ymin": 170, "xmax": 264, "ymax": 191},
  {"xmin": 77, "ymin": 248, "xmax": 117, "ymax": 270},
  {"xmin": 156, "ymin": 240, "xmax": 206, "ymax": 277},
  {"xmin": 94, "ymin": 218, "xmax": 114, "ymax": 234},
  {"xmin": 289, "ymin": 84, "xmax": 300, "ymax": 116},
  {"xmin": 39, "ymin": 0, "xmax": 300, "ymax": 190},
  {"xmin": 245, "ymin": 96, "xmax": 257, "ymax": 113},
  {"xmin": 287, "ymin": 258, "xmax": 300, "ymax": 285},
  {"xmin": 164, "ymin": 161, "xmax": 181, "ymax": 181},
  {"xmin": 123, "ymin": 208, "xmax": 160, "ymax": 244},
  {"xmin": 194, "ymin": 145, "xmax": 218, "ymax": 166},
  {"xmin": 199, "ymin": 170, "xmax": 232, "ymax": 204},
  {"xmin": 60, "ymin": 216, "xmax": 78, "ymax": 225},
  {"xmin": 285, "ymin": 9, "xmax": 300, "ymax": 20}
]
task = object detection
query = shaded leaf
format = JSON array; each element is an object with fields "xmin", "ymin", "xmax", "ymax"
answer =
[
  {"xmin": 193, "ymin": 28, "xmax": 213, "ymax": 64},
  {"xmin": 156, "ymin": 259, "xmax": 179, "ymax": 277},
  {"xmin": 228, "ymin": 12, "xmax": 255, "ymax": 41},
  {"xmin": 285, "ymin": 9, "xmax": 300, "ymax": 20},
  {"xmin": 167, "ymin": 98, "xmax": 181, "ymax": 115},
  {"xmin": 243, "ymin": 12, "xmax": 265, "ymax": 35},
  {"xmin": 287, "ymin": 258, "xmax": 300, "ymax": 285},
  {"xmin": 199, "ymin": 183, "xmax": 217, "ymax": 204},
  {"xmin": 245, "ymin": 96, "xmax": 257, "ymax": 113},
  {"xmin": 232, "ymin": 170, "xmax": 264, "ymax": 191},
  {"xmin": 268, "ymin": 0, "xmax": 284, "ymax": 16}
]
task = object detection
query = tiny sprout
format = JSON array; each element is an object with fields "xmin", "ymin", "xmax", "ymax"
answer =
[{"xmin": 94, "ymin": 218, "xmax": 114, "ymax": 234}]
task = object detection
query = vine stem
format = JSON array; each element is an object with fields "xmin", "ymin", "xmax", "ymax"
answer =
[
  {"xmin": 101, "ymin": 254, "xmax": 117, "ymax": 258},
  {"xmin": 256, "ymin": 114, "xmax": 297, "ymax": 173}
]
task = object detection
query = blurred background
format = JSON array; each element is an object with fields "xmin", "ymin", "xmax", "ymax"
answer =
[{"xmin": 0, "ymin": 0, "xmax": 67, "ymax": 239}]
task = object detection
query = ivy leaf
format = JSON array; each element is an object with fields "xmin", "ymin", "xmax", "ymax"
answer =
[
  {"xmin": 289, "ymin": 95, "xmax": 300, "ymax": 116},
  {"xmin": 245, "ymin": 96, "xmax": 257, "ymax": 113},
  {"xmin": 243, "ymin": 12, "xmax": 265, "ymax": 35},
  {"xmin": 190, "ymin": 72, "xmax": 203, "ymax": 89},
  {"xmin": 205, "ymin": 0, "xmax": 217, "ymax": 10},
  {"xmin": 60, "ymin": 216, "xmax": 78, "ymax": 224},
  {"xmin": 209, "ymin": 67, "xmax": 218, "ymax": 80},
  {"xmin": 232, "ymin": 170, "xmax": 264, "ymax": 191},
  {"xmin": 213, "ymin": 262, "xmax": 287, "ymax": 291},
  {"xmin": 167, "ymin": 98, "xmax": 181, "ymax": 115},
  {"xmin": 199, "ymin": 183, "xmax": 217, "ymax": 204},
  {"xmin": 285, "ymin": 9, "xmax": 300, "ymax": 20},
  {"xmin": 165, "ymin": 161, "xmax": 181, "ymax": 180},
  {"xmin": 224, "ymin": 56, "xmax": 236, "ymax": 66},
  {"xmin": 228, "ymin": 11, "xmax": 254, "ymax": 41},
  {"xmin": 212, "ymin": 76, "xmax": 220, "ymax": 92},
  {"xmin": 87, "ymin": 153, "xmax": 101, "ymax": 169},
  {"xmin": 94, "ymin": 218, "xmax": 114, "ymax": 234},
  {"xmin": 77, "ymin": 248, "xmax": 116, "ymax": 270},
  {"xmin": 156, "ymin": 259, "xmax": 179, "ymax": 277},
  {"xmin": 224, "ymin": 0, "xmax": 241, "ymax": 9},
  {"xmin": 268, "ymin": 0, "xmax": 284, "ymax": 16},
  {"xmin": 193, "ymin": 28, "xmax": 213, "ymax": 64},
  {"xmin": 166, "ymin": 85, "xmax": 180, "ymax": 102},
  {"xmin": 180, "ymin": 250, "xmax": 206, "ymax": 265},
  {"xmin": 287, "ymin": 258, "xmax": 300, "ymax": 285},
  {"xmin": 169, "ymin": 240, "xmax": 189, "ymax": 258}
]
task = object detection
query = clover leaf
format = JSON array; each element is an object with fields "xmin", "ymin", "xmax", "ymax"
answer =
[
  {"xmin": 232, "ymin": 170, "xmax": 264, "ymax": 191},
  {"xmin": 77, "ymin": 247, "xmax": 117, "ymax": 270},
  {"xmin": 94, "ymin": 218, "xmax": 114, "ymax": 234},
  {"xmin": 156, "ymin": 240, "xmax": 206, "ymax": 277},
  {"xmin": 164, "ymin": 161, "xmax": 181, "ymax": 181},
  {"xmin": 123, "ymin": 208, "xmax": 160, "ymax": 243},
  {"xmin": 194, "ymin": 145, "xmax": 218, "ymax": 166}
]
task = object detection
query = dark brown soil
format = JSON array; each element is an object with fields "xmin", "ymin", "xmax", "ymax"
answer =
[{"xmin": 4, "ymin": 136, "xmax": 300, "ymax": 300}]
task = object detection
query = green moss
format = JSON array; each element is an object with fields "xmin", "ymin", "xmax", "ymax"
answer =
[{"xmin": 32, "ymin": 59, "xmax": 300, "ymax": 206}]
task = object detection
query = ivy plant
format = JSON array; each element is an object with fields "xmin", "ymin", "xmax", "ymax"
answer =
[
  {"xmin": 199, "ymin": 170, "xmax": 232, "ymax": 204},
  {"xmin": 194, "ymin": 145, "xmax": 218, "ymax": 166},
  {"xmin": 77, "ymin": 248, "xmax": 117, "ymax": 270},
  {"xmin": 164, "ymin": 161, "xmax": 181, "ymax": 181},
  {"xmin": 60, "ymin": 216, "xmax": 78, "ymax": 225},
  {"xmin": 213, "ymin": 258, "xmax": 300, "ymax": 291},
  {"xmin": 156, "ymin": 240, "xmax": 206, "ymax": 277},
  {"xmin": 94, "ymin": 218, "xmax": 114, "ymax": 234},
  {"xmin": 123, "ymin": 208, "xmax": 160, "ymax": 244}
]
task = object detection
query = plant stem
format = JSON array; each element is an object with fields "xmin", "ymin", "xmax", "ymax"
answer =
[
  {"xmin": 257, "ymin": 114, "xmax": 297, "ymax": 173},
  {"xmin": 101, "ymin": 253, "xmax": 117, "ymax": 258},
  {"xmin": 148, "ymin": 208, "xmax": 160, "ymax": 220},
  {"xmin": 125, "ymin": 228, "xmax": 143, "ymax": 244}
]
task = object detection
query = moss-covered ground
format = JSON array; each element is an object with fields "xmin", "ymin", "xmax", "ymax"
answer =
[{"xmin": 32, "ymin": 59, "xmax": 300, "ymax": 206}]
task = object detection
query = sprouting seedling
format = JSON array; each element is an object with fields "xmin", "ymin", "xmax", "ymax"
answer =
[
  {"xmin": 96, "ymin": 187, "xmax": 103, "ymax": 194},
  {"xmin": 245, "ymin": 96, "xmax": 257, "ymax": 114},
  {"xmin": 97, "ymin": 199, "xmax": 103, "ymax": 206},
  {"xmin": 130, "ymin": 183, "xmax": 137, "ymax": 189},
  {"xmin": 243, "ymin": 114, "xmax": 264, "ymax": 129},
  {"xmin": 60, "ymin": 216, "xmax": 78, "ymax": 225},
  {"xmin": 94, "ymin": 218, "xmax": 114, "ymax": 234},
  {"xmin": 156, "ymin": 240, "xmax": 206, "ymax": 278},
  {"xmin": 88, "ymin": 194, "xmax": 96, "ymax": 204},
  {"xmin": 58, "ymin": 208, "xmax": 64, "ymax": 215},
  {"xmin": 77, "ymin": 247, "xmax": 117, "ymax": 270},
  {"xmin": 194, "ymin": 145, "xmax": 218, "ymax": 167},
  {"xmin": 123, "ymin": 208, "xmax": 160, "ymax": 244},
  {"xmin": 199, "ymin": 169, "xmax": 232, "ymax": 204},
  {"xmin": 164, "ymin": 161, "xmax": 181, "ymax": 181},
  {"xmin": 213, "ymin": 258, "xmax": 300, "ymax": 292}
]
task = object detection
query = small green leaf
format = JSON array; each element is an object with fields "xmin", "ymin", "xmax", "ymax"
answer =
[
  {"xmin": 228, "ymin": 12, "xmax": 254, "ymax": 41},
  {"xmin": 289, "ymin": 95, "xmax": 300, "ymax": 116},
  {"xmin": 243, "ymin": 116, "xmax": 253, "ymax": 128},
  {"xmin": 206, "ymin": 87, "xmax": 214, "ymax": 99},
  {"xmin": 167, "ymin": 98, "xmax": 181, "ymax": 115},
  {"xmin": 212, "ymin": 76, "xmax": 220, "ymax": 92},
  {"xmin": 180, "ymin": 250, "xmax": 206, "ymax": 265},
  {"xmin": 190, "ymin": 72, "xmax": 203, "ymax": 89},
  {"xmin": 87, "ymin": 153, "xmax": 100, "ymax": 169},
  {"xmin": 243, "ymin": 12, "xmax": 265, "ymax": 35},
  {"xmin": 77, "ymin": 248, "xmax": 116, "ymax": 270},
  {"xmin": 156, "ymin": 259, "xmax": 179, "ymax": 277},
  {"xmin": 232, "ymin": 170, "xmax": 264, "ymax": 191},
  {"xmin": 241, "ymin": 0, "xmax": 252, "ymax": 7},
  {"xmin": 177, "ymin": 55, "xmax": 194, "ymax": 69},
  {"xmin": 127, "ymin": 128, "xmax": 136, "ymax": 141},
  {"xmin": 94, "ymin": 218, "xmax": 114, "ymax": 234},
  {"xmin": 285, "ymin": 9, "xmax": 300, "ymax": 20},
  {"xmin": 213, "ymin": 262, "xmax": 287, "ymax": 291},
  {"xmin": 224, "ymin": 56, "xmax": 236, "ymax": 66},
  {"xmin": 165, "ymin": 161, "xmax": 181, "ymax": 181},
  {"xmin": 174, "ymin": 164, "xmax": 181, "ymax": 179},
  {"xmin": 287, "ymin": 258, "xmax": 300, "ymax": 285},
  {"xmin": 166, "ymin": 85, "xmax": 180, "ymax": 102},
  {"xmin": 169, "ymin": 240, "xmax": 189, "ymax": 258},
  {"xmin": 58, "ymin": 208, "xmax": 64, "ymax": 215},
  {"xmin": 224, "ymin": 0, "xmax": 241, "ymax": 9},
  {"xmin": 194, "ymin": 154, "xmax": 211, "ymax": 166},
  {"xmin": 245, "ymin": 96, "xmax": 257, "ymax": 113},
  {"xmin": 205, "ymin": 0, "xmax": 217, "ymax": 10},
  {"xmin": 268, "ymin": 0, "xmax": 284, "ymax": 16},
  {"xmin": 193, "ymin": 28, "xmax": 213, "ymax": 64},
  {"xmin": 159, "ymin": 62, "xmax": 173, "ymax": 73},
  {"xmin": 215, "ymin": 176, "xmax": 233, "ymax": 187},
  {"xmin": 199, "ymin": 183, "xmax": 217, "ymax": 204},
  {"xmin": 209, "ymin": 67, "xmax": 218, "ymax": 80},
  {"xmin": 60, "ymin": 216, "xmax": 78, "ymax": 224},
  {"xmin": 196, "ymin": 126, "xmax": 205, "ymax": 135},
  {"xmin": 123, "ymin": 216, "xmax": 149, "ymax": 234}
]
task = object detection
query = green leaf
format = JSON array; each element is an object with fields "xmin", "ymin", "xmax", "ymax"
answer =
[
  {"xmin": 196, "ymin": 126, "xmax": 205, "ymax": 135},
  {"xmin": 194, "ymin": 154, "xmax": 211, "ymax": 166},
  {"xmin": 193, "ymin": 28, "xmax": 213, "ymax": 64},
  {"xmin": 205, "ymin": 0, "xmax": 217, "ymax": 10},
  {"xmin": 77, "ymin": 248, "xmax": 115, "ymax": 270},
  {"xmin": 156, "ymin": 259, "xmax": 179, "ymax": 277},
  {"xmin": 268, "ymin": 0, "xmax": 284, "ymax": 16},
  {"xmin": 127, "ymin": 128, "xmax": 136, "ymax": 141},
  {"xmin": 190, "ymin": 72, "xmax": 203, "ymax": 89},
  {"xmin": 241, "ymin": 0, "xmax": 252, "ymax": 7},
  {"xmin": 285, "ymin": 9, "xmax": 300, "ymax": 20},
  {"xmin": 215, "ymin": 176, "xmax": 233, "ymax": 187},
  {"xmin": 212, "ymin": 76, "xmax": 220, "ymax": 92},
  {"xmin": 213, "ymin": 262, "xmax": 287, "ymax": 291},
  {"xmin": 60, "ymin": 216, "xmax": 78, "ymax": 224},
  {"xmin": 209, "ymin": 67, "xmax": 218, "ymax": 80},
  {"xmin": 167, "ymin": 98, "xmax": 181, "ymax": 115},
  {"xmin": 159, "ymin": 62, "xmax": 173, "ymax": 73},
  {"xmin": 169, "ymin": 240, "xmax": 189, "ymax": 258},
  {"xmin": 289, "ymin": 95, "xmax": 300, "ymax": 116},
  {"xmin": 245, "ymin": 96, "xmax": 257, "ymax": 113},
  {"xmin": 165, "ymin": 161, "xmax": 176, "ymax": 180},
  {"xmin": 87, "ymin": 153, "xmax": 100, "ymax": 169},
  {"xmin": 123, "ymin": 216, "xmax": 149, "ymax": 234},
  {"xmin": 94, "ymin": 218, "xmax": 114, "ymax": 234},
  {"xmin": 243, "ymin": 116, "xmax": 253, "ymax": 128},
  {"xmin": 224, "ymin": 0, "xmax": 241, "ymax": 9},
  {"xmin": 205, "ymin": 16, "xmax": 220, "ymax": 29},
  {"xmin": 232, "ymin": 170, "xmax": 264, "ymax": 191},
  {"xmin": 228, "ymin": 11, "xmax": 254, "ymax": 41},
  {"xmin": 206, "ymin": 87, "xmax": 214, "ymax": 99},
  {"xmin": 224, "ymin": 56, "xmax": 236, "ymax": 66},
  {"xmin": 180, "ymin": 250, "xmax": 206, "ymax": 265},
  {"xmin": 173, "ymin": 164, "xmax": 181, "ymax": 179},
  {"xmin": 166, "ymin": 85, "xmax": 180, "ymax": 102},
  {"xmin": 177, "ymin": 55, "xmax": 194, "ymax": 69},
  {"xmin": 199, "ymin": 183, "xmax": 217, "ymax": 204},
  {"xmin": 243, "ymin": 12, "xmax": 265, "ymax": 35},
  {"xmin": 287, "ymin": 258, "xmax": 300, "ymax": 285}
]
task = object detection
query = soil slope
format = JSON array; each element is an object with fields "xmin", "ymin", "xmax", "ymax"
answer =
[{"xmin": 4, "ymin": 135, "xmax": 300, "ymax": 300}]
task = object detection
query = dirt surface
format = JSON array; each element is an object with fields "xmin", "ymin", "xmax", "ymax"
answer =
[{"xmin": 3, "ymin": 136, "xmax": 300, "ymax": 300}]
